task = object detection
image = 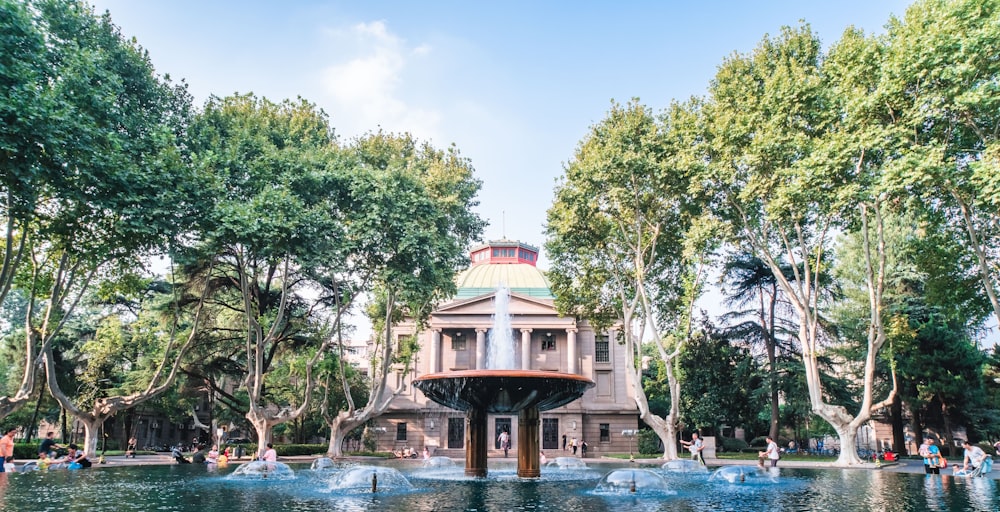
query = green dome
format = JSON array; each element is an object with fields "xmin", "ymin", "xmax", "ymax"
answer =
[{"xmin": 455, "ymin": 263, "xmax": 553, "ymax": 299}]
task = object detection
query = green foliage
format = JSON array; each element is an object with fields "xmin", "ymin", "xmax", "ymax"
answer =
[
  {"xmin": 637, "ymin": 429, "xmax": 662, "ymax": 455},
  {"xmin": 273, "ymin": 444, "xmax": 326, "ymax": 457},
  {"xmin": 719, "ymin": 437, "xmax": 749, "ymax": 453}
]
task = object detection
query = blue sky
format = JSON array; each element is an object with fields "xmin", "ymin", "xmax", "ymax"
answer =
[{"xmin": 90, "ymin": 0, "xmax": 912, "ymax": 265}]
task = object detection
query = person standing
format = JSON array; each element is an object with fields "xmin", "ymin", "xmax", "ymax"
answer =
[
  {"xmin": 681, "ymin": 433, "xmax": 705, "ymax": 464},
  {"xmin": 498, "ymin": 430, "xmax": 510, "ymax": 458},
  {"xmin": 580, "ymin": 439, "xmax": 588, "ymax": 458},
  {"xmin": 0, "ymin": 428, "xmax": 15, "ymax": 472},
  {"xmin": 759, "ymin": 436, "xmax": 780, "ymax": 468},
  {"xmin": 261, "ymin": 442, "xmax": 277, "ymax": 462},
  {"xmin": 562, "ymin": 434, "xmax": 567, "ymax": 451},
  {"xmin": 571, "ymin": 437, "xmax": 578, "ymax": 455},
  {"xmin": 919, "ymin": 438, "xmax": 941, "ymax": 475}
]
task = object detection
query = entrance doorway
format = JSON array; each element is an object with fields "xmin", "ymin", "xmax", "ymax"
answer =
[
  {"xmin": 542, "ymin": 418, "xmax": 559, "ymax": 450},
  {"xmin": 448, "ymin": 417, "xmax": 464, "ymax": 449},
  {"xmin": 494, "ymin": 417, "xmax": 512, "ymax": 449}
]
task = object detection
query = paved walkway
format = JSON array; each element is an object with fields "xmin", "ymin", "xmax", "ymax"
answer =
[{"xmin": 60, "ymin": 453, "xmax": 1000, "ymax": 480}]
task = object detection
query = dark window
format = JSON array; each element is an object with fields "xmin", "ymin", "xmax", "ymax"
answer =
[
  {"xmin": 600, "ymin": 424, "xmax": 610, "ymax": 442},
  {"xmin": 452, "ymin": 333, "xmax": 466, "ymax": 351},
  {"xmin": 595, "ymin": 335, "xmax": 610, "ymax": 363},
  {"xmin": 396, "ymin": 422, "xmax": 407, "ymax": 441},
  {"xmin": 541, "ymin": 333, "xmax": 556, "ymax": 351}
]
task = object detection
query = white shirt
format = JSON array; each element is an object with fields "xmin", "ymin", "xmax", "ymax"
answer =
[
  {"xmin": 262, "ymin": 448, "xmax": 277, "ymax": 462},
  {"xmin": 766, "ymin": 441, "xmax": 780, "ymax": 460}
]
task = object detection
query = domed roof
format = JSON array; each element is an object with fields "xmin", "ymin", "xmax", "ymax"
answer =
[{"xmin": 454, "ymin": 263, "xmax": 553, "ymax": 299}]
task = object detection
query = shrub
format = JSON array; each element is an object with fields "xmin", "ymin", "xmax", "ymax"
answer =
[
  {"xmin": 719, "ymin": 437, "xmax": 749, "ymax": 453},
  {"xmin": 275, "ymin": 444, "xmax": 325, "ymax": 457}
]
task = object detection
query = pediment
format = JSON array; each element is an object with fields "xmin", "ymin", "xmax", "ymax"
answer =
[{"xmin": 435, "ymin": 291, "xmax": 557, "ymax": 317}]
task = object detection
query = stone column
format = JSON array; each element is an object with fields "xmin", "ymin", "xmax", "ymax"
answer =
[
  {"xmin": 567, "ymin": 328, "xmax": 578, "ymax": 374},
  {"xmin": 517, "ymin": 406, "xmax": 541, "ymax": 478},
  {"xmin": 520, "ymin": 328, "xmax": 533, "ymax": 370},
  {"xmin": 475, "ymin": 328, "xmax": 487, "ymax": 370},
  {"xmin": 466, "ymin": 408, "xmax": 488, "ymax": 477},
  {"xmin": 429, "ymin": 329, "xmax": 441, "ymax": 373}
]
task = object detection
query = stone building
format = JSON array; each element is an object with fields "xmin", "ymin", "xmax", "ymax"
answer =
[{"xmin": 377, "ymin": 239, "xmax": 640, "ymax": 457}]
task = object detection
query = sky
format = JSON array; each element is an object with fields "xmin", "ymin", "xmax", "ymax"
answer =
[
  {"xmin": 86, "ymin": 1, "xmax": 943, "ymax": 337},
  {"xmin": 89, "ymin": 0, "xmax": 912, "ymax": 261}
]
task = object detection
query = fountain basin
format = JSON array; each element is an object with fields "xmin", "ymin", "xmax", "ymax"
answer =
[{"xmin": 412, "ymin": 369, "xmax": 594, "ymax": 413}]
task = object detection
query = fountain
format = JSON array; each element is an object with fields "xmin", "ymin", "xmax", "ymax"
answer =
[{"xmin": 413, "ymin": 285, "xmax": 594, "ymax": 478}]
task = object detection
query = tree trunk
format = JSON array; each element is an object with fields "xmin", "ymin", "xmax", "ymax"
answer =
[
  {"xmin": 80, "ymin": 416, "xmax": 105, "ymax": 460},
  {"xmin": 890, "ymin": 394, "xmax": 906, "ymax": 455}
]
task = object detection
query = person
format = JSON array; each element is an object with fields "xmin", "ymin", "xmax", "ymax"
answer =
[
  {"xmin": 919, "ymin": 438, "xmax": 941, "ymax": 475},
  {"xmin": 63, "ymin": 443, "xmax": 91, "ymax": 468},
  {"xmin": 0, "ymin": 428, "xmax": 15, "ymax": 473},
  {"xmin": 498, "ymin": 430, "xmax": 511, "ymax": 458},
  {"xmin": 540, "ymin": 451, "xmax": 547, "ymax": 464},
  {"xmin": 125, "ymin": 437, "xmax": 137, "ymax": 458},
  {"xmin": 38, "ymin": 431, "xmax": 61, "ymax": 459},
  {"xmin": 961, "ymin": 440, "xmax": 987, "ymax": 475},
  {"xmin": 571, "ymin": 437, "xmax": 578, "ymax": 455},
  {"xmin": 207, "ymin": 445, "xmax": 219, "ymax": 464},
  {"xmin": 422, "ymin": 447, "xmax": 430, "ymax": 460},
  {"xmin": 562, "ymin": 434, "xmax": 567, "ymax": 451},
  {"xmin": 580, "ymin": 439, "xmax": 588, "ymax": 458},
  {"xmin": 994, "ymin": 440, "xmax": 1000, "ymax": 456},
  {"xmin": 759, "ymin": 436, "xmax": 780, "ymax": 468},
  {"xmin": 235, "ymin": 444, "xmax": 244, "ymax": 460},
  {"xmin": 680, "ymin": 433, "xmax": 705, "ymax": 464},
  {"xmin": 172, "ymin": 445, "xmax": 191, "ymax": 464},
  {"xmin": 191, "ymin": 445, "xmax": 207, "ymax": 464},
  {"xmin": 261, "ymin": 442, "xmax": 277, "ymax": 462}
]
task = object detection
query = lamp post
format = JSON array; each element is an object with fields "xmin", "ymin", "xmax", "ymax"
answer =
[{"xmin": 622, "ymin": 429, "xmax": 638, "ymax": 463}]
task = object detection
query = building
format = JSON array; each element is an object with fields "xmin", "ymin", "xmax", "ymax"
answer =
[{"xmin": 377, "ymin": 239, "xmax": 640, "ymax": 457}]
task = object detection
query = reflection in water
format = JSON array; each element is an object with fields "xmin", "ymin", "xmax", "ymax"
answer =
[{"xmin": 0, "ymin": 463, "xmax": 996, "ymax": 511}]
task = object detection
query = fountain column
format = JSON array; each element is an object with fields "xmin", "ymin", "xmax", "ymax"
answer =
[
  {"xmin": 517, "ymin": 406, "xmax": 541, "ymax": 478},
  {"xmin": 475, "ymin": 328, "xmax": 487, "ymax": 369},
  {"xmin": 430, "ymin": 329, "xmax": 441, "ymax": 373},
  {"xmin": 520, "ymin": 328, "xmax": 533, "ymax": 370},
  {"xmin": 466, "ymin": 408, "xmax": 488, "ymax": 477},
  {"xmin": 567, "ymin": 328, "xmax": 578, "ymax": 374}
]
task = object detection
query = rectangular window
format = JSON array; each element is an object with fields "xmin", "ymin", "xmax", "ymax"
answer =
[
  {"xmin": 448, "ymin": 418, "xmax": 464, "ymax": 449},
  {"xmin": 600, "ymin": 424, "xmax": 610, "ymax": 442},
  {"xmin": 452, "ymin": 333, "xmax": 467, "ymax": 351},
  {"xmin": 541, "ymin": 333, "xmax": 556, "ymax": 351},
  {"xmin": 542, "ymin": 418, "xmax": 560, "ymax": 450},
  {"xmin": 396, "ymin": 422, "xmax": 407, "ymax": 441},
  {"xmin": 595, "ymin": 335, "xmax": 610, "ymax": 363}
]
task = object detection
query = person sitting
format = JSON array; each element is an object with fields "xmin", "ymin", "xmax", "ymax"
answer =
[
  {"xmin": 191, "ymin": 445, "xmax": 207, "ymax": 464},
  {"xmin": 38, "ymin": 431, "xmax": 61, "ymax": 459},
  {"xmin": 63, "ymin": 444, "xmax": 91, "ymax": 468},
  {"xmin": 171, "ymin": 446, "xmax": 191, "ymax": 464}
]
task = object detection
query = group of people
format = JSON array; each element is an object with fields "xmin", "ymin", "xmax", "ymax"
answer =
[
  {"xmin": 919, "ymin": 437, "xmax": 992, "ymax": 477},
  {"xmin": 560, "ymin": 435, "xmax": 588, "ymax": 457},
  {"xmin": 34, "ymin": 431, "xmax": 91, "ymax": 470}
]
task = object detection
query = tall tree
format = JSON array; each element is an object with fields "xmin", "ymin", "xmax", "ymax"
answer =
[
  {"xmin": 185, "ymin": 93, "xmax": 343, "ymax": 448},
  {"xmin": 322, "ymin": 131, "xmax": 484, "ymax": 457},
  {"xmin": 546, "ymin": 99, "xmax": 709, "ymax": 459}
]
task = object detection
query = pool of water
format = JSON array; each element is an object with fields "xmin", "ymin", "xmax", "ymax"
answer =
[{"xmin": 3, "ymin": 460, "xmax": 996, "ymax": 512}]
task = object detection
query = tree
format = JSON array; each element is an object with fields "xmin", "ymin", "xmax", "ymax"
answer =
[
  {"xmin": 546, "ymin": 99, "xmax": 710, "ymax": 459},
  {"xmin": 879, "ymin": 0, "xmax": 1000, "ymax": 330},
  {"xmin": 185, "ymin": 93, "xmax": 343, "ymax": 448},
  {"xmin": 322, "ymin": 131, "xmax": 485, "ymax": 457}
]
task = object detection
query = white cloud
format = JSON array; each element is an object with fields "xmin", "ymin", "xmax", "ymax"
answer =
[{"xmin": 320, "ymin": 21, "xmax": 442, "ymax": 142}]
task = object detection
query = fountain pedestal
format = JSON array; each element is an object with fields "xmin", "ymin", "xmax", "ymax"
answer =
[
  {"xmin": 516, "ymin": 406, "xmax": 540, "ymax": 478},
  {"xmin": 413, "ymin": 369, "xmax": 594, "ymax": 478}
]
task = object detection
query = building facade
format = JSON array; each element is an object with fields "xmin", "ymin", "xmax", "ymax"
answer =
[{"xmin": 377, "ymin": 240, "xmax": 640, "ymax": 457}]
